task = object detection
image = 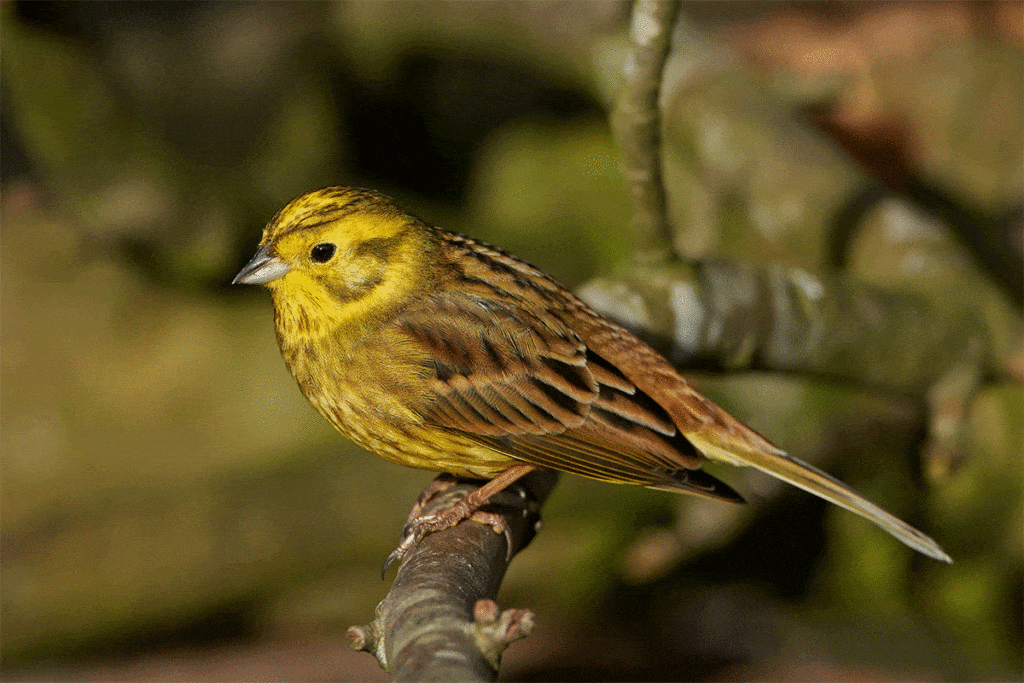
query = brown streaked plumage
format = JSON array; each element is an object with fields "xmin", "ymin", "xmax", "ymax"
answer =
[{"xmin": 233, "ymin": 187, "xmax": 951, "ymax": 564}]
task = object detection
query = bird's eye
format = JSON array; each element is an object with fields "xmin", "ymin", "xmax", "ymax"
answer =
[{"xmin": 310, "ymin": 243, "xmax": 336, "ymax": 263}]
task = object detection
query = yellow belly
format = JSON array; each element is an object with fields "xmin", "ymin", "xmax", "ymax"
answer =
[
  {"xmin": 277, "ymin": 309, "xmax": 518, "ymax": 479},
  {"xmin": 303, "ymin": 378, "xmax": 515, "ymax": 478},
  {"xmin": 341, "ymin": 417, "xmax": 516, "ymax": 479}
]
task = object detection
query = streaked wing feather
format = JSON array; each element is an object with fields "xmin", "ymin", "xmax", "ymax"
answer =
[
  {"xmin": 398, "ymin": 290, "xmax": 595, "ymax": 436},
  {"xmin": 394, "ymin": 283, "xmax": 711, "ymax": 481},
  {"xmin": 477, "ymin": 430, "xmax": 743, "ymax": 503}
]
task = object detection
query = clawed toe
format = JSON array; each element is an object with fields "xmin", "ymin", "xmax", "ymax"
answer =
[{"xmin": 381, "ymin": 531, "xmax": 422, "ymax": 577}]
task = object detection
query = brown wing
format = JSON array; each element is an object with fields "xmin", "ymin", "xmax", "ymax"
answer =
[
  {"xmin": 557, "ymin": 309, "xmax": 789, "ymax": 464},
  {"xmin": 390, "ymin": 236, "xmax": 743, "ymax": 502}
]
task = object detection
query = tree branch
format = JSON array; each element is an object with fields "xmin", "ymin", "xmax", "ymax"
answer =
[
  {"xmin": 347, "ymin": 470, "xmax": 560, "ymax": 681},
  {"xmin": 577, "ymin": 260, "xmax": 999, "ymax": 396},
  {"xmin": 612, "ymin": 0, "xmax": 679, "ymax": 264}
]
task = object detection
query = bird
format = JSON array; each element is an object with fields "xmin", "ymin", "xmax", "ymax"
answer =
[{"xmin": 233, "ymin": 186, "xmax": 951, "ymax": 566}]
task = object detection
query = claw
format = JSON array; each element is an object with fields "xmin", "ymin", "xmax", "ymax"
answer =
[
  {"xmin": 382, "ymin": 525, "xmax": 427, "ymax": 578},
  {"xmin": 381, "ymin": 552, "xmax": 398, "ymax": 579},
  {"xmin": 381, "ymin": 546, "xmax": 404, "ymax": 579},
  {"xmin": 381, "ymin": 519, "xmax": 434, "ymax": 578},
  {"xmin": 381, "ymin": 498, "xmax": 499, "ymax": 578}
]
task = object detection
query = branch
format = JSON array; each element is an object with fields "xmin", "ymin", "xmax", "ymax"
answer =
[
  {"xmin": 577, "ymin": 260, "xmax": 998, "ymax": 396},
  {"xmin": 612, "ymin": 0, "xmax": 679, "ymax": 264},
  {"xmin": 347, "ymin": 470, "xmax": 560, "ymax": 681}
]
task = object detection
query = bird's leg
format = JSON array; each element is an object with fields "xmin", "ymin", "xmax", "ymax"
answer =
[{"xmin": 384, "ymin": 464, "xmax": 539, "ymax": 574}]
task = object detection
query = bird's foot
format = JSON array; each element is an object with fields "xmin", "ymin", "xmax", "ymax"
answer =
[
  {"xmin": 382, "ymin": 488, "xmax": 509, "ymax": 576},
  {"xmin": 400, "ymin": 473, "xmax": 458, "ymax": 527},
  {"xmin": 382, "ymin": 465, "xmax": 538, "ymax": 577}
]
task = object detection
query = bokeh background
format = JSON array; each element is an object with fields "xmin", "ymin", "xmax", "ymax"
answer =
[{"xmin": 2, "ymin": 2, "xmax": 1021, "ymax": 681}]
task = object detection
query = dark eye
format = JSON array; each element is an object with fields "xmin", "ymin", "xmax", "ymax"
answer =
[{"xmin": 310, "ymin": 243, "xmax": 336, "ymax": 263}]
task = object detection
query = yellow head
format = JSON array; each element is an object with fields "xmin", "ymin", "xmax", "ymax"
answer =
[{"xmin": 233, "ymin": 187, "xmax": 439, "ymax": 342}]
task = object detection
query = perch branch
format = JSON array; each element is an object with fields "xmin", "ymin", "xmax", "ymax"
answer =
[
  {"xmin": 612, "ymin": 0, "xmax": 680, "ymax": 264},
  {"xmin": 348, "ymin": 470, "xmax": 559, "ymax": 682}
]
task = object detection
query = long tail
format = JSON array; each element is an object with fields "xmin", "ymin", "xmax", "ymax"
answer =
[{"xmin": 687, "ymin": 433, "xmax": 952, "ymax": 563}]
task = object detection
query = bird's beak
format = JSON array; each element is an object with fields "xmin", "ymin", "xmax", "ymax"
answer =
[{"xmin": 232, "ymin": 244, "xmax": 292, "ymax": 285}]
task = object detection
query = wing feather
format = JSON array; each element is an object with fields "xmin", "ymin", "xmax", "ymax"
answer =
[
  {"xmin": 477, "ymin": 430, "xmax": 743, "ymax": 502},
  {"xmin": 390, "ymin": 285, "xmax": 720, "ymax": 493}
]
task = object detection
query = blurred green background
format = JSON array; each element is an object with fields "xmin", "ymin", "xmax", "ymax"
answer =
[{"xmin": 2, "ymin": 2, "xmax": 1021, "ymax": 681}]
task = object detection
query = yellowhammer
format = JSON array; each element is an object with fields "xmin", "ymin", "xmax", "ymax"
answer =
[{"xmin": 234, "ymin": 187, "xmax": 950, "ymax": 564}]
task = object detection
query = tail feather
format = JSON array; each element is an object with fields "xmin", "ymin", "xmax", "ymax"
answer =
[{"xmin": 687, "ymin": 434, "xmax": 952, "ymax": 563}]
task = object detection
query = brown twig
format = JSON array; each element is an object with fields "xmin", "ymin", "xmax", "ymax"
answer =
[
  {"xmin": 612, "ymin": 0, "xmax": 680, "ymax": 265},
  {"xmin": 347, "ymin": 470, "xmax": 559, "ymax": 681}
]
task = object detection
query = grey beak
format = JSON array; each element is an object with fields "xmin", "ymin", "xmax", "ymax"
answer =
[{"xmin": 232, "ymin": 244, "xmax": 292, "ymax": 285}]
